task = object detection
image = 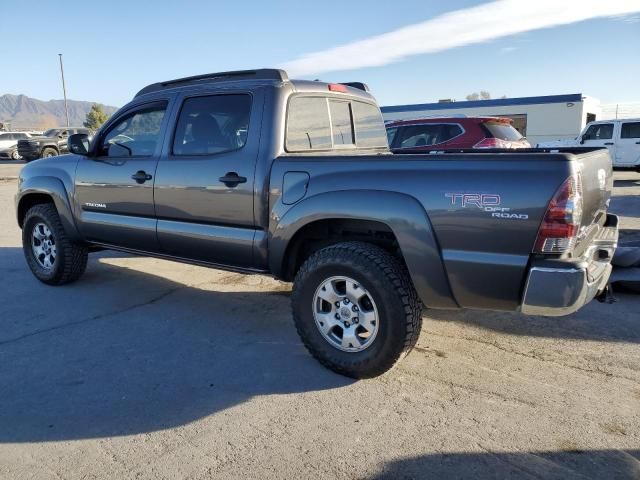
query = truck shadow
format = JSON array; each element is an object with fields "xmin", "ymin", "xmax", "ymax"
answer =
[
  {"xmin": 368, "ymin": 449, "xmax": 640, "ymax": 479},
  {"xmin": 0, "ymin": 247, "xmax": 352, "ymax": 443},
  {"xmin": 424, "ymin": 288, "xmax": 640, "ymax": 345},
  {"xmin": 0, "ymin": 246, "xmax": 638, "ymax": 444}
]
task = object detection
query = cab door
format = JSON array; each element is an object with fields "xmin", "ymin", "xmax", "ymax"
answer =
[
  {"xmin": 75, "ymin": 100, "xmax": 170, "ymax": 251},
  {"xmin": 581, "ymin": 122, "xmax": 617, "ymax": 164},
  {"xmin": 615, "ymin": 121, "xmax": 640, "ymax": 167},
  {"xmin": 153, "ymin": 90, "xmax": 263, "ymax": 268}
]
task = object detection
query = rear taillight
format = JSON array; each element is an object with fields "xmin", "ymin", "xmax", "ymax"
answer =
[
  {"xmin": 473, "ymin": 138, "xmax": 511, "ymax": 149},
  {"xmin": 534, "ymin": 175, "xmax": 583, "ymax": 254}
]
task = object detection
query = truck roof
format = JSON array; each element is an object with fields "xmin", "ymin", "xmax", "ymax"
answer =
[{"xmin": 135, "ymin": 69, "xmax": 375, "ymax": 102}]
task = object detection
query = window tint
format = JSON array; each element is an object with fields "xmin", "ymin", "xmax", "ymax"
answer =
[
  {"xmin": 173, "ymin": 94, "xmax": 251, "ymax": 156},
  {"xmin": 352, "ymin": 101, "xmax": 387, "ymax": 148},
  {"xmin": 101, "ymin": 104, "xmax": 166, "ymax": 157},
  {"xmin": 583, "ymin": 123, "xmax": 614, "ymax": 141},
  {"xmin": 386, "ymin": 127, "xmax": 398, "ymax": 146},
  {"xmin": 621, "ymin": 122, "xmax": 640, "ymax": 139},
  {"xmin": 439, "ymin": 124, "xmax": 464, "ymax": 142},
  {"xmin": 329, "ymin": 100, "xmax": 354, "ymax": 146},
  {"xmin": 483, "ymin": 122, "xmax": 523, "ymax": 141},
  {"xmin": 398, "ymin": 125, "xmax": 442, "ymax": 148},
  {"xmin": 287, "ymin": 97, "xmax": 332, "ymax": 151},
  {"xmin": 15, "ymin": 133, "xmax": 26, "ymax": 139}
]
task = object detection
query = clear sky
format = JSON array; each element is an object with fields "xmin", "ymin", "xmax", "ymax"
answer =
[{"xmin": 1, "ymin": 0, "xmax": 639, "ymax": 108}]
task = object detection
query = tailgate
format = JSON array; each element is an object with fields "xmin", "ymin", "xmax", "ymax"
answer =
[{"xmin": 572, "ymin": 147, "xmax": 614, "ymax": 252}]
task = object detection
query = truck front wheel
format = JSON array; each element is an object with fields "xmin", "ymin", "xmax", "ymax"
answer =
[
  {"xmin": 292, "ymin": 241, "xmax": 422, "ymax": 378},
  {"xmin": 22, "ymin": 204, "xmax": 88, "ymax": 285},
  {"xmin": 41, "ymin": 147, "xmax": 58, "ymax": 158}
]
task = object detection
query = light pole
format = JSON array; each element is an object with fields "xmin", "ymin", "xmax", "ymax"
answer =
[{"xmin": 58, "ymin": 53, "xmax": 70, "ymax": 128}]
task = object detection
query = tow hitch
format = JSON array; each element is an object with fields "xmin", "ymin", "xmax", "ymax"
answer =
[{"xmin": 596, "ymin": 284, "xmax": 616, "ymax": 304}]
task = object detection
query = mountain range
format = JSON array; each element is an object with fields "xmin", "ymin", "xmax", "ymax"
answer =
[{"xmin": 0, "ymin": 94, "xmax": 118, "ymax": 130}]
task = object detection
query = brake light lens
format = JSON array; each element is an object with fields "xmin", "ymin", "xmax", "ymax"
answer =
[
  {"xmin": 328, "ymin": 83, "xmax": 349, "ymax": 93},
  {"xmin": 533, "ymin": 175, "xmax": 583, "ymax": 254},
  {"xmin": 473, "ymin": 137, "xmax": 512, "ymax": 149}
]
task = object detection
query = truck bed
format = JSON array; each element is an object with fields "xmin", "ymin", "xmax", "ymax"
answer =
[{"xmin": 270, "ymin": 147, "xmax": 613, "ymax": 311}]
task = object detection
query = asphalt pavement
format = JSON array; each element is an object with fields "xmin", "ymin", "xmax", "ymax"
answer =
[{"xmin": 0, "ymin": 164, "xmax": 638, "ymax": 479}]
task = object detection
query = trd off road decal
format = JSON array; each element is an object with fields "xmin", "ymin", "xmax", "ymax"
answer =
[{"xmin": 445, "ymin": 192, "xmax": 528, "ymax": 220}]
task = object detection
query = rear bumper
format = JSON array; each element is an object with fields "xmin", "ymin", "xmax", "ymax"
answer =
[{"xmin": 520, "ymin": 214, "xmax": 618, "ymax": 316}]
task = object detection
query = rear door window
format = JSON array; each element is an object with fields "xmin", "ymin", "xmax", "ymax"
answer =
[
  {"xmin": 173, "ymin": 94, "xmax": 252, "ymax": 156},
  {"xmin": 439, "ymin": 124, "xmax": 463, "ymax": 142},
  {"xmin": 386, "ymin": 127, "xmax": 398, "ymax": 147},
  {"xmin": 620, "ymin": 122, "xmax": 640, "ymax": 139},
  {"xmin": 398, "ymin": 125, "xmax": 442, "ymax": 148}
]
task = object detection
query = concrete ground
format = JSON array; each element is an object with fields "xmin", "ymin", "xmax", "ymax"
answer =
[{"xmin": 0, "ymin": 163, "xmax": 638, "ymax": 479}]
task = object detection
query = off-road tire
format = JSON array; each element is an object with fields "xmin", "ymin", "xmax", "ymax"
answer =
[
  {"xmin": 22, "ymin": 203, "xmax": 88, "ymax": 285},
  {"xmin": 292, "ymin": 241, "xmax": 422, "ymax": 378},
  {"xmin": 41, "ymin": 147, "xmax": 58, "ymax": 158}
]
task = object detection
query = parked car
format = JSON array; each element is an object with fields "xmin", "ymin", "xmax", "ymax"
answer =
[
  {"xmin": 386, "ymin": 116, "xmax": 530, "ymax": 152},
  {"xmin": 0, "ymin": 131, "xmax": 34, "ymax": 160},
  {"xmin": 17, "ymin": 127, "xmax": 91, "ymax": 162},
  {"xmin": 15, "ymin": 69, "xmax": 617, "ymax": 378},
  {"xmin": 537, "ymin": 119, "xmax": 640, "ymax": 170}
]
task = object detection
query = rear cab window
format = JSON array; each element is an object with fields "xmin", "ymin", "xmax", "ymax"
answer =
[{"xmin": 286, "ymin": 95, "xmax": 387, "ymax": 152}]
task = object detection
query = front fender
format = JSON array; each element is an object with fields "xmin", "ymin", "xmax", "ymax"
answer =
[
  {"xmin": 269, "ymin": 190, "xmax": 459, "ymax": 309},
  {"xmin": 17, "ymin": 176, "xmax": 80, "ymax": 241}
]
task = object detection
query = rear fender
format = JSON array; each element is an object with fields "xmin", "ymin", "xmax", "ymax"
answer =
[{"xmin": 269, "ymin": 190, "xmax": 459, "ymax": 309}]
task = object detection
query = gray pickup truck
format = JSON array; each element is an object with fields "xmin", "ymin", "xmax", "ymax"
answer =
[{"xmin": 16, "ymin": 69, "xmax": 618, "ymax": 378}]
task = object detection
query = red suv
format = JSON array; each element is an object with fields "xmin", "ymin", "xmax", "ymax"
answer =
[{"xmin": 386, "ymin": 117, "xmax": 531, "ymax": 152}]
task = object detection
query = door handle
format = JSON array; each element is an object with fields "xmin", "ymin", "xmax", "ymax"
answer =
[
  {"xmin": 131, "ymin": 170, "xmax": 152, "ymax": 184},
  {"xmin": 604, "ymin": 142, "xmax": 614, "ymax": 145},
  {"xmin": 219, "ymin": 172, "xmax": 247, "ymax": 187},
  {"xmin": 635, "ymin": 141, "xmax": 640, "ymax": 144}
]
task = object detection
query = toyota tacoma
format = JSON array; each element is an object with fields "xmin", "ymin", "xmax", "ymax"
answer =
[{"xmin": 15, "ymin": 69, "xmax": 618, "ymax": 378}]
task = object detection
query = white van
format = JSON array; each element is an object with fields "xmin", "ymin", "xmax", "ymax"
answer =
[{"xmin": 538, "ymin": 119, "xmax": 640, "ymax": 170}]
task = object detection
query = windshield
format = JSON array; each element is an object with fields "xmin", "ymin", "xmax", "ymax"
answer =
[{"xmin": 43, "ymin": 129, "xmax": 60, "ymax": 137}]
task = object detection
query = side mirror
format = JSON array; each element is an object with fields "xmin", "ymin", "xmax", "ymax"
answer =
[
  {"xmin": 68, "ymin": 133, "xmax": 90, "ymax": 155},
  {"xmin": 579, "ymin": 135, "xmax": 586, "ymax": 145}
]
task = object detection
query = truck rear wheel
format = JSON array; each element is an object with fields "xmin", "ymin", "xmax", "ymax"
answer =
[
  {"xmin": 41, "ymin": 147, "xmax": 58, "ymax": 158},
  {"xmin": 292, "ymin": 241, "xmax": 422, "ymax": 378},
  {"xmin": 22, "ymin": 204, "xmax": 88, "ymax": 285}
]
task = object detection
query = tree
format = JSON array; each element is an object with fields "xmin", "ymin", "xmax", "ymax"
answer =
[
  {"xmin": 83, "ymin": 104, "xmax": 110, "ymax": 131},
  {"xmin": 465, "ymin": 91, "xmax": 507, "ymax": 101}
]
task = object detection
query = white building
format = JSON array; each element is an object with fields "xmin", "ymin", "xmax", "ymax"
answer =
[{"xmin": 381, "ymin": 94, "xmax": 602, "ymax": 146}]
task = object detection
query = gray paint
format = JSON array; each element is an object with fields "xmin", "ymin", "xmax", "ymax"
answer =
[{"xmin": 15, "ymin": 74, "xmax": 617, "ymax": 315}]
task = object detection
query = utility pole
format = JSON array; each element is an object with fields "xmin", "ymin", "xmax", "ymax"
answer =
[{"xmin": 58, "ymin": 53, "xmax": 70, "ymax": 128}]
